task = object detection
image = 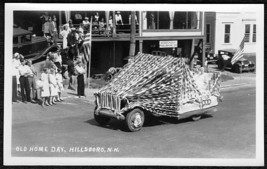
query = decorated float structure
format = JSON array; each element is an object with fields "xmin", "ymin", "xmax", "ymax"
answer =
[{"xmin": 94, "ymin": 53, "xmax": 222, "ymax": 131}]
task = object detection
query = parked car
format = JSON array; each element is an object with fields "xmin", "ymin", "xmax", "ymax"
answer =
[
  {"xmin": 31, "ymin": 44, "xmax": 60, "ymax": 64},
  {"xmin": 206, "ymin": 50, "xmax": 218, "ymax": 64},
  {"xmin": 217, "ymin": 49, "xmax": 255, "ymax": 73},
  {"xmin": 94, "ymin": 53, "xmax": 222, "ymax": 132},
  {"xmin": 13, "ymin": 26, "xmax": 48, "ymax": 59}
]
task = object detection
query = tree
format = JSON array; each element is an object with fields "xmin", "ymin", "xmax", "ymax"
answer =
[{"xmin": 129, "ymin": 11, "xmax": 136, "ymax": 59}]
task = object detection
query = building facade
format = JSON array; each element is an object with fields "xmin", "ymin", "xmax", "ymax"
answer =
[
  {"xmin": 13, "ymin": 10, "xmax": 207, "ymax": 76},
  {"xmin": 205, "ymin": 12, "xmax": 257, "ymax": 56}
]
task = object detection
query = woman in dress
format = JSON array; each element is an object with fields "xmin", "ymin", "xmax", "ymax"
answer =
[
  {"xmin": 40, "ymin": 68, "xmax": 50, "ymax": 106},
  {"xmin": 60, "ymin": 25, "xmax": 69, "ymax": 50},
  {"xmin": 49, "ymin": 68, "xmax": 58, "ymax": 105}
]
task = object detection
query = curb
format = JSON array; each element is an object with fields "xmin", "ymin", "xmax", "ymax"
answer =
[{"xmin": 221, "ymin": 83, "xmax": 255, "ymax": 90}]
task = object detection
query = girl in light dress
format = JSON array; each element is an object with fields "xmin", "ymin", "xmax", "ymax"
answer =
[
  {"xmin": 40, "ymin": 68, "xmax": 50, "ymax": 106},
  {"xmin": 55, "ymin": 68, "xmax": 64, "ymax": 101},
  {"xmin": 49, "ymin": 68, "xmax": 58, "ymax": 105},
  {"xmin": 60, "ymin": 25, "xmax": 69, "ymax": 49}
]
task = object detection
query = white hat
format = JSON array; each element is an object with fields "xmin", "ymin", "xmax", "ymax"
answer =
[
  {"xmin": 85, "ymin": 17, "xmax": 89, "ymax": 20},
  {"xmin": 117, "ymin": 11, "xmax": 120, "ymax": 14},
  {"xmin": 14, "ymin": 52, "xmax": 19, "ymax": 57},
  {"xmin": 71, "ymin": 27, "xmax": 76, "ymax": 30}
]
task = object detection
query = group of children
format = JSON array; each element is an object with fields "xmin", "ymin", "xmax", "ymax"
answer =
[{"xmin": 39, "ymin": 67, "xmax": 64, "ymax": 107}]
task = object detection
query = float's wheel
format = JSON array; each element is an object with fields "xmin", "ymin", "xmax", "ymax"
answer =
[
  {"xmin": 125, "ymin": 108, "xmax": 145, "ymax": 132},
  {"xmin": 191, "ymin": 115, "xmax": 201, "ymax": 121}
]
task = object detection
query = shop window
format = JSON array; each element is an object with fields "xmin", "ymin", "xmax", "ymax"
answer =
[
  {"xmin": 253, "ymin": 24, "xmax": 256, "ymax": 42},
  {"xmin": 158, "ymin": 12, "xmax": 170, "ymax": 29},
  {"xmin": 147, "ymin": 11, "xmax": 158, "ymax": 29},
  {"xmin": 173, "ymin": 12, "xmax": 199, "ymax": 29},
  {"xmin": 244, "ymin": 24, "xmax": 250, "ymax": 42},
  {"xmin": 145, "ymin": 11, "xmax": 200, "ymax": 30},
  {"xmin": 224, "ymin": 24, "xmax": 231, "ymax": 43},
  {"xmin": 206, "ymin": 24, "xmax": 210, "ymax": 43}
]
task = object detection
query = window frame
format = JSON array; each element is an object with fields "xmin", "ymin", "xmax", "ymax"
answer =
[
  {"xmin": 244, "ymin": 24, "xmax": 251, "ymax": 43},
  {"xmin": 252, "ymin": 24, "xmax": 256, "ymax": 43},
  {"xmin": 224, "ymin": 24, "xmax": 231, "ymax": 44}
]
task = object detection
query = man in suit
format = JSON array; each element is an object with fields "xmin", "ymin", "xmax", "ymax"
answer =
[
  {"xmin": 67, "ymin": 27, "xmax": 78, "ymax": 61},
  {"xmin": 49, "ymin": 16, "xmax": 58, "ymax": 44}
]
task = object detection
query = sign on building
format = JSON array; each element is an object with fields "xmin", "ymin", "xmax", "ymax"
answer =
[{"xmin": 159, "ymin": 41, "xmax": 178, "ymax": 48}]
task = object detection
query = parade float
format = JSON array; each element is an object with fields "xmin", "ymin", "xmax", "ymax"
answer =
[{"xmin": 94, "ymin": 53, "xmax": 222, "ymax": 132}]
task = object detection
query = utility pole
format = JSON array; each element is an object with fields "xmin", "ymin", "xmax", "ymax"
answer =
[{"xmin": 129, "ymin": 11, "xmax": 136, "ymax": 59}]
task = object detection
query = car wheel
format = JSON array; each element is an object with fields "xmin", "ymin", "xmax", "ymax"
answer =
[
  {"xmin": 250, "ymin": 69, "xmax": 255, "ymax": 72},
  {"xmin": 94, "ymin": 107, "xmax": 111, "ymax": 125},
  {"xmin": 191, "ymin": 115, "xmax": 201, "ymax": 121},
  {"xmin": 234, "ymin": 66, "xmax": 242, "ymax": 73},
  {"xmin": 125, "ymin": 108, "xmax": 145, "ymax": 132}
]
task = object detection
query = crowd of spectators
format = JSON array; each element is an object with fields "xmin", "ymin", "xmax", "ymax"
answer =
[{"xmin": 12, "ymin": 52, "xmax": 64, "ymax": 107}]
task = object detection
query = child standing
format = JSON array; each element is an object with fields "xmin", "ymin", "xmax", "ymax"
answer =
[
  {"xmin": 56, "ymin": 68, "xmax": 64, "ymax": 101},
  {"xmin": 49, "ymin": 68, "xmax": 58, "ymax": 105},
  {"xmin": 40, "ymin": 68, "xmax": 50, "ymax": 106}
]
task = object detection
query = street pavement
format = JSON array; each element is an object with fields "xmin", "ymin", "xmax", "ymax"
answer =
[{"xmin": 10, "ymin": 68, "xmax": 257, "ymax": 158}]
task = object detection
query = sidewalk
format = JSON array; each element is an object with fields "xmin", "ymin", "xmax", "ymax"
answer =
[{"xmin": 207, "ymin": 64, "xmax": 256, "ymax": 90}]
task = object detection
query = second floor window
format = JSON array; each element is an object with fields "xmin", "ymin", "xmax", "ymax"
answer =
[
  {"xmin": 244, "ymin": 24, "xmax": 250, "ymax": 42},
  {"xmin": 244, "ymin": 24, "xmax": 256, "ymax": 43},
  {"xmin": 144, "ymin": 11, "xmax": 200, "ymax": 30},
  {"xmin": 224, "ymin": 24, "xmax": 231, "ymax": 43},
  {"xmin": 253, "ymin": 24, "xmax": 256, "ymax": 42}
]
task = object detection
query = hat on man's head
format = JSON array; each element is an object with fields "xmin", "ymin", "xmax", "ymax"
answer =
[
  {"xmin": 116, "ymin": 11, "xmax": 120, "ymax": 14},
  {"xmin": 85, "ymin": 17, "xmax": 89, "ymax": 20},
  {"xmin": 14, "ymin": 52, "xmax": 19, "ymax": 58},
  {"xmin": 71, "ymin": 27, "xmax": 76, "ymax": 31}
]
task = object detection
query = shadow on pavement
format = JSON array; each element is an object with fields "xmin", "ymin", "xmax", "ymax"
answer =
[
  {"xmin": 85, "ymin": 113, "xmax": 213, "ymax": 132},
  {"xmin": 85, "ymin": 118, "xmax": 127, "ymax": 132}
]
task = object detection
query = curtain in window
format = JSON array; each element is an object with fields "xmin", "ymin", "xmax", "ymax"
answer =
[
  {"xmin": 190, "ymin": 12, "xmax": 197, "ymax": 29},
  {"xmin": 143, "ymin": 11, "xmax": 147, "ymax": 30},
  {"xmin": 65, "ymin": 11, "xmax": 71, "ymax": 23},
  {"xmin": 169, "ymin": 11, "xmax": 175, "ymax": 29}
]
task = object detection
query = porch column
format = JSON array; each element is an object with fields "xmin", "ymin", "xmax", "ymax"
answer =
[
  {"xmin": 190, "ymin": 38, "xmax": 195, "ymax": 69},
  {"xmin": 202, "ymin": 38, "xmax": 206, "ymax": 67},
  {"xmin": 139, "ymin": 40, "xmax": 143, "ymax": 53},
  {"xmin": 105, "ymin": 11, "xmax": 110, "ymax": 35},
  {"xmin": 169, "ymin": 11, "xmax": 175, "ymax": 30},
  {"xmin": 112, "ymin": 11, "xmax": 116, "ymax": 36},
  {"xmin": 59, "ymin": 11, "xmax": 62, "ymax": 26}
]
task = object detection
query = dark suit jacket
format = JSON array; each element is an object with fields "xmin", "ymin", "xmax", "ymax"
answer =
[{"xmin": 67, "ymin": 32, "xmax": 77, "ymax": 47}]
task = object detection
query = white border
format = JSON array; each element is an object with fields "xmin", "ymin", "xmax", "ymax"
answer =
[{"xmin": 4, "ymin": 3, "xmax": 264, "ymax": 166}]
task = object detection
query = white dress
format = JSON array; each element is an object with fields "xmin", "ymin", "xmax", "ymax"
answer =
[
  {"xmin": 60, "ymin": 30, "xmax": 69, "ymax": 49},
  {"xmin": 49, "ymin": 74, "xmax": 58, "ymax": 96},
  {"xmin": 41, "ymin": 73, "xmax": 50, "ymax": 97},
  {"xmin": 56, "ymin": 73, "xmax": 64, "ymax": 92}
]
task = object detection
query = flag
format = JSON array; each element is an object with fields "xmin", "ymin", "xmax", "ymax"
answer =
[
  {"xmin": 82, "ymin": 32, "xmax": 91, "ymax": 63},
  {"xmin": 231, "ymin": 37, "xmax": 245, "ymax": 64}
]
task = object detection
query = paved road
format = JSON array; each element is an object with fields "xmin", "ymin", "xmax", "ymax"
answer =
[{"xmin": 11, "ymin": 87, "xmax": 256, "ymax": 158}]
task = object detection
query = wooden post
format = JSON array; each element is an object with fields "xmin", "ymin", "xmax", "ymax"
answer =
[
  {"xmin": 59, "ymin": 11, "xmax": 62, "ymax": 26},
  {"xmin": 202, "ymin": 38, "xmax": 206, "ymax": 67},
  {"xmin": 87, "ymin": 17, "xmax": 93, "ymax": 79},
  {"xmin": 113, "ymin": 11, "xmax": 116, "ymax": 36},
  {"xmin": 129, "ymin": 11, "xmax": 136, "ymax": 58},
  {"xmin": 139, "ymin": 40, "xmax": 143, "ymax": 53},
  {"xmin": 190, "ymin": 39, "xmax": 195, "ymax": 69}
]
